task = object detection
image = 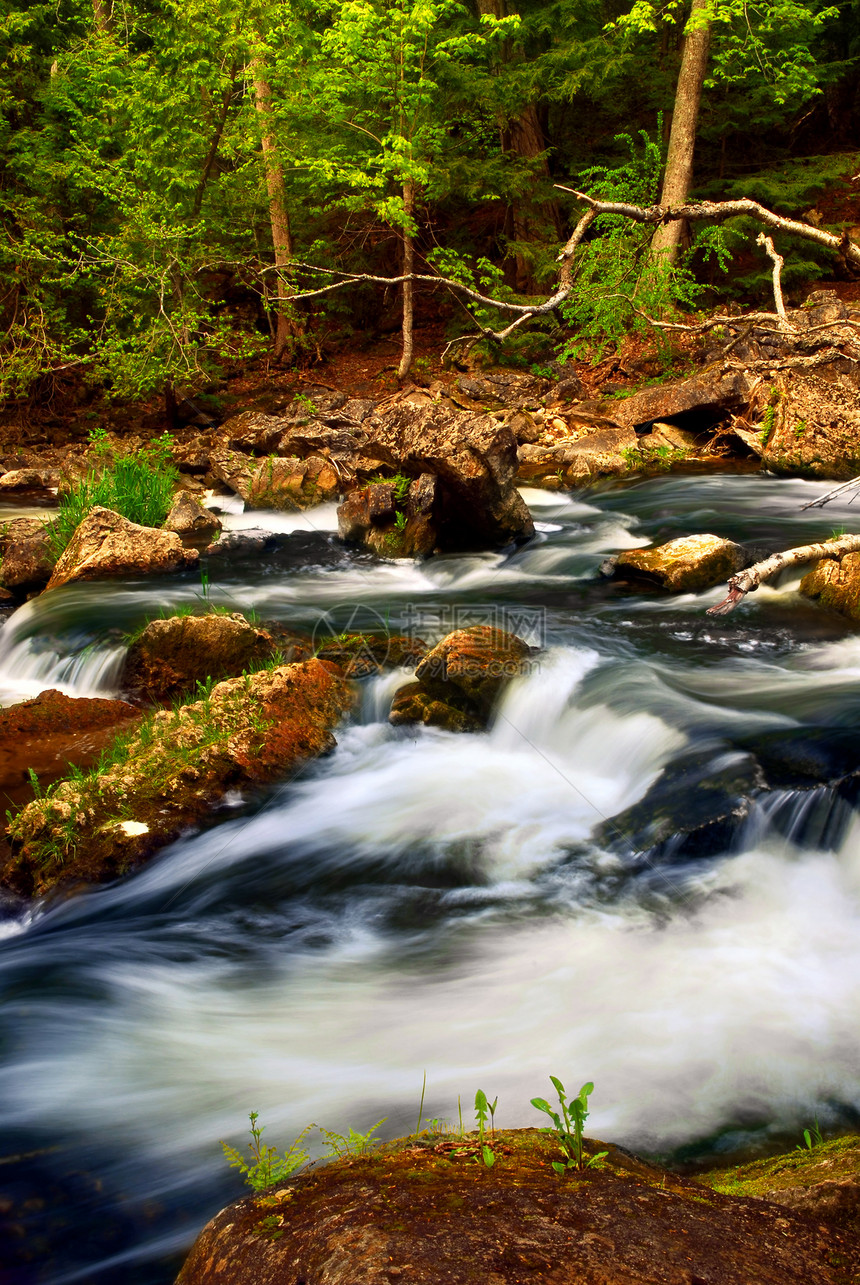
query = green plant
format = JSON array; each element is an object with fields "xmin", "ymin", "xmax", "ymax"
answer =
[
  {"xmin": 48, "ymin": 430, "xmax": 179, "ymax": 558},
  {"xmin": 474, "ymin": 1089, "xmax": 497, "ymax": 1167},
  {"xmin": 760, "ymin": 388, "xmax": 781, "ymax": 446},
  {"xmin": 531, "ymin": 1077, "xmax": 608, "ymax": 1175},
  {"xmin": 221, "ymin": 1112, "xmax": 311, "ymax": 1192},
  {"xmin": 293, "ymin": 393, "xmax": 318, "ymax": 416},
  {"xmin": 796, "ymin": 1118, "xmax": 823, "ymax": 1152},
  {"xmin": 393, "ymin": 510, "xmax": 407, "ymax": 532},
  {"xmin": 794, "ymin": 419, "xmax": 807, "ymax": 438},
  {"xmin": 318, "ymin": 1118, "xmax": 387, "ymax": 1157}
]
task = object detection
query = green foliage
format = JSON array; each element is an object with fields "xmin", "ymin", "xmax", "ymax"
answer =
[
  {"xmin": 48, "ymin": 431, "xmax": 178, "ymax": 558},
  {"xmin": 318, "ymin": 1118, "xmax": 387, "ymax": 1158},
  {"xmin": 620, "ymin": 442, "xmax": 688, "ymax": 472},
  {"xmin": 531, "ymin": 1077, "xmax": 608, "ymax": 1174},
  {"xmin": 796, "ymin": 1118, "xmax": 824, "ymax": 1152},
  {"xmin": 221, "ymin": 1112, "xmax": 312, "ymax": 1192},
  {"xmin": 559, "ymin": 125, "xmax": 709, "ymax": 362},
  {"xmin": 474, "ymin": 1088, "xmax": 498, "ymax": 1167}
]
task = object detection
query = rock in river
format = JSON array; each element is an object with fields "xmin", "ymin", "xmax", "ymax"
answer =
[
  {"xmin": 3, "ymin": 659, "xmax": 355, "ymax": 897},
  {"xmin": 46, "ymin": 507, "xmax": 198, "ymax": 591},
  {"xmin": 616, "ymin": 533, "xmax": 749, "ymax": 593}
]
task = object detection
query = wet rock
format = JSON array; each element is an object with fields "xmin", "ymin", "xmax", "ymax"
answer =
[
  {"xmin": 46, "ymin": 507, "xmax": 198, "ymax": 591},
  {"xmin": 0, "ymin": 690, "xmax": 140, "ymax": 813},
  {"xmin": 247, "ymin": 454, "xmax": 341, "ymax": 510},
  {"xmin": 597, "ymin": 747, "xmax": 764, "ymax": 863},
  {"xmin": 517, "ymin": 422, "xmax": 639, "ymax": 487},
  {"xmin": 208, "ymin": 448, "xmax": 257, "ymax": 500},
  {"xmin": 337, "ymin": 476, "xmax": 437, "ymax": 558},
  {"xmin": 800, "ymin": 551, "xmax": 860, "ymax": 622},
  {"xmin": 390, "ymin": 626, "xmax": 535, "ymax": 732},
  {"xmin": 315, "ymin": 633, "xmax": 428, "ymax": 678},
  {"xmin": 176, "ymin": 1129, "xmax": 854, "ymax": 1285},
  {"xmin": 163, "ymin": 492, "xmax": 222, "ymax": 541},
  {"xmin": 615, "ymin": 534, "xmax": 749, "ymax": 593},
  {"xmin": 389, "ymin": 680, "xmax": 485, "ymax": 732},
  {"xmin": 0, "ymin": 526, "xmax": 55, "ymax": 594},
  {"xmin": 123, "ymin": 612, "xmax": 283, "ymax": 703},
  {"xmin": 352, "ymin": 404, "xmax": 534, "ymax": 552},
  {"xmin": 3, "ymin": 659, "xmax": 355, "ymax": 896}
]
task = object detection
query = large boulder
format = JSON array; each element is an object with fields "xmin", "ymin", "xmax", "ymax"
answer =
[
  {"xmin": 339, "ymin": 405, "xmax": 534, "ymax": 552},
  {"xmin": 759, "ymin": 371, "xmax": 860, "ymax": 480},
  {"xmin": 800, "ymin": 551, "xmax": 860, "ymax": 622},
  {"xmin": 123, "ymin": 612, "xmax": 284, "ymax": 703},
  {"xmin": 615, "ymin": 534, "xmax": 749, "ymax": 593},
  {"xmin": 337, "ymin": 476, "xmax": 438, "ymax": 558},
  {"xmin": 390, "ymin": 626, "xmax": 535, "ymax": 731},
  {"xmin": 3, "ymin": 659, "xmax": 355, "ymax": 896},
  {"xmin": 46, "ymin": 507, "xmax": 198, "ymax": 591},
  {"xmin": 175, "ymin": 1129, "xmax": 855, "ymax": 1285},
  {"xmin": 612, "ymin": 368, "xmax": 755, "ymax": 430}
]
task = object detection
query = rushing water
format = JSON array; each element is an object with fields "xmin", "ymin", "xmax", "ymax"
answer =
[{"xmin": 3, "ymin": 473, "xmax": 860, "ymax": 1283}]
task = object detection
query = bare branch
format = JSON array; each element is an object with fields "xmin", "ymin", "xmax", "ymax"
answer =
[
  {"xmin": 707, "ymin": 535, "xmax": 860, "ymax": 615},
  {"xmin": 800, "ymin": 477, "xmax": 860, "ymax": 510},
  {"xmin": 756, "ymin": 233, "xmax": 791, "ymax": 328},
  {"xmin": 554, "ymin": 189, "xmax": 860, "ymax": 269}
]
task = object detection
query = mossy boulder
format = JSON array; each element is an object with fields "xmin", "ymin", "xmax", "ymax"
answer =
[
  {"xmin": 800, "ymin": 552, "xmax": 860, "ymax": 623},
  {"xmin": 247, "ymin": 455, "xmax": 341, "ymax": 510},
  {"xmin": 176, "ymin": 1129, "xmax": 859, "ymax": 1285},
  {"xmin": 2, "ymin": 659, "xmax": 355, "ymax": 897},
  {"xmin": 616, "ymin": 534, "xmax": 749, "ymax": 593},
  {"xmin": 123, "ymin": 612, "xmax": 288, "ymax": 703},
  {"xmin": 390, "ymin": 626, "xmax": 535, "ymax": 732},
  {"xmin": 759, "ymin": 373, "xmax": 860, "ymax": 480},
  {"xmin": 315, "ymin": 632, "xmax": 428, "ymax": 678}
]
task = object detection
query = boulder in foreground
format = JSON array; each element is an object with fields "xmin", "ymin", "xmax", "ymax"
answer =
[
  {"xmin": 3, "ymin": 659, "xmax": 355, "ymax": 897},
  {"xmin": 47, "ymin": 507, "xmax": 198, "ymax": 591},
  {"xmin": 176, "ymin": 1129, "xmax": 860, "ymax": 1285}
]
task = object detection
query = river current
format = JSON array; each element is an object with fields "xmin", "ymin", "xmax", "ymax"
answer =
[{"xmin": 2, "ymin": 473, "xmax": 860, "ymax": 1283}]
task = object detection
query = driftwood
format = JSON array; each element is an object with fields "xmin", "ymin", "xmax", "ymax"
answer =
[{"xmin": 706, "ymin": 534, "xmax": 860, "ymax": 615}]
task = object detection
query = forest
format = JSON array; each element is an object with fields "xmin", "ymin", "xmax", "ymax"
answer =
[{"xmin": 2, "ymin": 0, "xmax": 859, "ymax": 405}]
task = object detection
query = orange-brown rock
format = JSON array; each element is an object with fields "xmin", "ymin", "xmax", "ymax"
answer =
[
  {"xmin": 3, "ymin": 659, "xmax": 355, "ymax": 897},
  {"xmin": 247, "ymin": 455, "xmax": 341, "ymax": 510},
  {"xmin": 123, "ymin": 612, "xmax": 283, "ymax": 703},
  {"xmin": 176, "ymin": 1129, "xmax": 859, "ymax": 1285},
  {"xmin": 390, "ymin": 626, "xmax": 534, "ymax": 732},
  {"xmin": 0, "ymin": 689, "xmax": 140, "ymax": 812},
  {"xmin": 616, "ymin": 534, "xmax": 749, "ymax": 593},
  {"xmin": 800, "ymin": 550, "xmax": 860, "ymax": 622},
  {"xmin": 46, "ymin": 507, "xmax": 198, "ymax": 591},
  {"xmin": 0, "ymin": 527, "xmax": 55, "ymax": 593},
  {"xmin": 315, "ymin": 632, "xmax": 428, "ymax": 678}
]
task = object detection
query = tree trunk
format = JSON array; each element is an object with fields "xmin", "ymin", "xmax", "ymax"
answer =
[
  {"xmin": 93, "ymin": 0, "xmax": 111, "ymax": 32},
  {"xmin": 397, "ymin": 179, "xmax": 415, "ymax": 382},
  {"xmin": 251, "ymin": 55, "xmax": 295, "ymax": 362},
  {"xmin": 651, "ymin": 0, "xmax": 711, "ymax": 264},
  {"xmin": 477, "ymin": 0, "xmax": 560, "ymax": 292}
]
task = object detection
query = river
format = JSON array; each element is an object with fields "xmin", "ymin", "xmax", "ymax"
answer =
[{"xmin": 2, "ymin": 473, "xmax": 860, "ymax": 1283}]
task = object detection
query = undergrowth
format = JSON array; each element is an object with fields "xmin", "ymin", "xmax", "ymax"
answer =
[{"xmin": 48, "ymin": 427, "xmax": 179, "ymax": 558}]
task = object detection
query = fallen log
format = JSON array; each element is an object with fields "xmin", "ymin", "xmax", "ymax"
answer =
[{"xmin": 706, "ymin": 534, "xmax": 860, "ymax": 615}]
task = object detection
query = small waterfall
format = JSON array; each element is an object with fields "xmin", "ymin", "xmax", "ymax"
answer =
[{"xmin": 0, "ymin": 591, "xmax": 128, "ymax": 704}]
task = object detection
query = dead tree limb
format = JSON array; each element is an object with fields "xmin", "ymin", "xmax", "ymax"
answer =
[
  {"xmin": 707, "ymin": 535, "xmax": 860, "ymax": 615},
  {"xmin": 800, "ymin": 477, "xmax": 860, "ymax": 510},
  {"xmin": 756, "ymin": 233, "xmax": 791, "ymax": 328},
  {"xmin": 274, "ymin": 193, "xmax": 860, "ymax": 351}
]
